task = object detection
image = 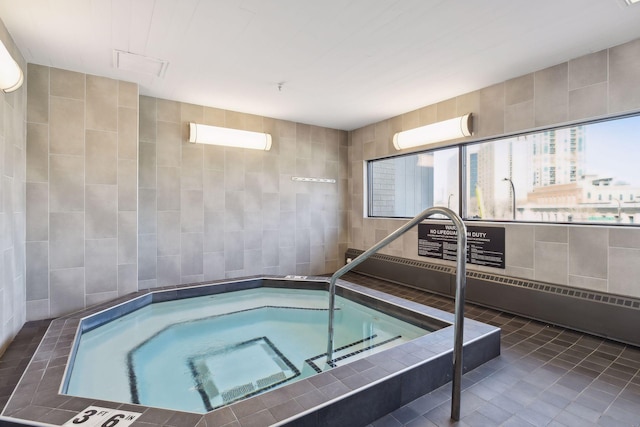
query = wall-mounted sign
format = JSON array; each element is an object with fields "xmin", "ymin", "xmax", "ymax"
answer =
[{"xmin": 418, "ymin": 224, "xmax": 505, "ymax": 268}]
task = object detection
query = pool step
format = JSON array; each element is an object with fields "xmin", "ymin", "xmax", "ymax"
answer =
[
  {"xmin": 189, "ymin": 336, "xmax": 300, "ymax": 410},
  {"xmin": 305, "ymin": 334, "xmax": 403, "ymax": 373}
]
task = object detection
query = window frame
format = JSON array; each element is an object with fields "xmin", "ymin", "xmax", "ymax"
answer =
[{"xmin": 365, "ymin": 112, "xmax": 640, "ymax": 227}]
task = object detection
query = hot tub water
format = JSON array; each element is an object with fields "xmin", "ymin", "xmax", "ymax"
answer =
[{"xmin": 65, "ymin": 288, "xmax": 430, "ymax": 413}]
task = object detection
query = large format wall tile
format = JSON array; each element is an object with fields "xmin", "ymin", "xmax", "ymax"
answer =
[
  {"xmin": 118, "ymin": 107, "xmax": 138, "ymax": 160},
  {"xmin": 609, "ymin": 38, "xmax": 640, "ymax": 113},
  {"xmin": 569, "ymin": 82, "xmax": 608, "ymax": 120},
  {"xmin": 50, "ymin": 155, "xmax": 84, "ymax": 212},
  {"xmin": 86, "ymin": 130, "xmax": 117, "ymax": 184},
  {"xmin": 346, "ymin": 37, "xmax": 640, "ymax": 299},
  {"xmin": 50, "ymin": 212, "xmax": 84, "ymax": 269},
  {"xmin": 50, "ymin": 97, "xmax": 85, "ymax": 155},
  {"xmin": 157, "ymin": 211, "xmax": 181, "ymax": 257},
  {"xmin": 26, "ymin": 183, "xmax": 48, "ymax": 241},
  {"xmin": 25, "ymin": 241, "xmax": 48, "ymax": 301},
  {"xmin": 118, "ymin": 211, "xmax": 137, "ymax": 265},
  {"xmin": 85, "ymin": 185, "xmax": 118, "ymax": 239},
  {"xmin": 49, "ymin": 268, "xmax": 85, "ymax": 317},
  {"xmin": 534, "ymin": 63, "xmax": 568, "ymax": 127},
  {"xmin": 568, "ymin": 227, "xmax": 608, "ymax": 280},
  {"xmin": 138, "ymin": 99, "xmax": 347, "ymax": 285},
  {"xmin": 26, "ymin": 123, "xmax": 48, "ymax": 182},
  {"xmin": 535, "ymin": 242, "xmax": 568, "ymax": 285},
  {"xmin": 25, "ymin": 66, "xmax": 139, "ymax": 321},
  {"xmin": 1, "ymin": 27, "xmax": 27, "ymax": 354},
  {"xmin": 85, "ymin": 238, "xmax": 118, "ymax": 294},
  {"xmin": 86, "ymin": 75, "xmax": 118, "ymax": 131},
  {"xmin": 569, "ymin": 49, "xmax": 608, "ymax": 90},
  {"xmin": 157, "ymin": 255, "xmax": 180, "ymax": 286},
  {"xmin": 609, "ymin": 247, "xmax": 640, "ymax": 298},
  {"xmin": 505, "ymin": 224, "xmax": 534, "ymax": 269}
]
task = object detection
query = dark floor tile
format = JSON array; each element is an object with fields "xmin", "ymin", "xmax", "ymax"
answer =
[
  {"xmin": 40, "ymin": 408, "xmax": 82, "ymax": 425},
  {"xmin": 597, "ymin": 415, "xmax": 633, "ymax": 427},
  {"xmin": 136, "ymin": 407, "xmax": 176, "ymax": 424},
  {"xmin": 604, "ymin": 363, "xmax": 638, "ymax": 380},
  {"xmin": 236, "ymin": 408, "xmax": 277, "ymax": 427},
  {"xmin": 552, "ymin": 409, "xmax": 597, "ymax": 427},
  {"xmin": 608, "ymin": 395, "xmax": 640, "ymax": 416},
  {"xmin": 475, "ymin": 401, "xmax": 512, "ymax": 424},
  {"xmin": 615, "ymin": 356, "xmax": 640, "ymax": 370},
  {"xmin": 422, "ymin": 402, "xmax": 457, "ymax": 426},
  {"xmin": 460, "ymin": 410, "xmax": 494, "ymax": 426},
  {"xmin": 571, "ymin": 367, "xmax": 601, "ymax": 383},
  {"xmin": 564, "ymin": 401, "xmax": 601, "ymax": 423},
  {"xmin": 371, "ymin": 414, "xmax": 403, "ymax": 427},
  {"xmin": 387, "ymin": 404, "xmax": 421, "ymax": 424},
  {"xmin": 268, "ymin": 398, "xmax": 304, "ymax": 422},
  {"xmin": 404, "ymin": 415, "xmax": 438, "ymax": 427},
  {"xmin": 517, "ymin": 406, "xmax": 554, "ymax": 427},
  {"xmin": 294, "ymin": 389, "xmax": 325, "ymax": 410},
  {"xmin": 573, "ymin": 392, "xmax": 612, "ymax": 413},
  {"xmin": 503, "ymin": 381, "xmax": 543, "ymax": 406},
  {"xmin": 405, "ymin": 391, "xmax": 449, "ymax": 416},
  {"xmin": 487, "ymin": 394, "xmax": 524, "ymax": 415},
  {"xmin": 502, "ymin": 415, "xmax": 536, "ymax": 427},
  {"xmin": 556, "ymin": 371, "xmax": 594, "ymax": 392}
]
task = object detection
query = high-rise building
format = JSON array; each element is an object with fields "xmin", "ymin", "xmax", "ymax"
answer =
[{"xmin": 530, "ymin": 126, "xmax": 586, "ymax": 188}]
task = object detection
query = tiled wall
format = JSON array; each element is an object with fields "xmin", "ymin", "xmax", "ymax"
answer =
[
  {"xmin": 25, "ymin": 65, "xmax": 138, "ymax": 321},
  {"xmin": 138, "ymin": 97, "xmax": 348, "ymax": 287},
  {"xmin": 348, "ymin": 38, "xmax": 640, "ymax": 299},
  {"xmin": 0, "ymin": 22, "xmax": 27, "ymax": 354}
]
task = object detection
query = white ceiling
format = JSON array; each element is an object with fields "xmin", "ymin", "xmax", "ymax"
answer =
[{"xmin": 1, "ymin": 0, "xmax": 640, "ymax": 131}]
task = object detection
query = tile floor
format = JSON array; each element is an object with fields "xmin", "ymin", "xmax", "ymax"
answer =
[
  {"xmin": 1, "ymin": 272, "xmax": 639, "ymax": 427},
  {"xmin": 351, "ymin": 273, "xmax": 640, "ymax": 427}
]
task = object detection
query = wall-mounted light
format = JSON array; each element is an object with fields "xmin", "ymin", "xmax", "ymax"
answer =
[
  {"xmin": 393, "ymin": 113, "xmax": 472, "ymax": 150},
  {"xmin": 0, "ymin": 40, "xmax": 23, "ymax": 93},
  {"xmin": 189, "ymin": 122, "xmax": 272, "ymax": 150}
]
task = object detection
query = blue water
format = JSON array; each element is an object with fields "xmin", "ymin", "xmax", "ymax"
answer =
[{"xmin": 65, "ymin": 288, "xmax": 429, "ymax": 413}]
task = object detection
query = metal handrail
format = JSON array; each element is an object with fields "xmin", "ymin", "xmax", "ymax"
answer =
[{"xmin": 325, "ymin": 206, "xmax": 467, "ymax": 421}]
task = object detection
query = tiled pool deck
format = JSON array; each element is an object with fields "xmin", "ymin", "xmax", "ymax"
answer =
[
  {"xmin": 0, "ymin": 275, "xmax": 500, "ymax": 427},
  {"xmin": 4, "ymin": 272, "xmax": 639, "ymax": 426}
]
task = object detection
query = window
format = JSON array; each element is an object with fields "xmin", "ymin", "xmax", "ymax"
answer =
[
  {"xmin": 368, "ymin": 147, "xmax": 459, "ymax": 218},
  {"xmin": 367, "ymin": 113, "xmax": 640, "ymax": 225},
  {"xmin": 464, "ymin": 114, "xmax": 640, "ymax": 224}
]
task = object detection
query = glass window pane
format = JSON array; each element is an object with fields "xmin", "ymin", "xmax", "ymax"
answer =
[
  {"xmin": 369, "ymin": 147, "xmax": 459, "ymax": 218},
  {"xmin": 465, "ymin": 114, "xmax": 640, "ymax": 224}
]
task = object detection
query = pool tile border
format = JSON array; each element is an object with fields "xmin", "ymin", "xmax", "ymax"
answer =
[{"xmin": 0, "ymin": 276, "xmax": 500, "ymax": 427}]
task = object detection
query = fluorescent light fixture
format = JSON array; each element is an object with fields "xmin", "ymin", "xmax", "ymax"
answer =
[
  {"xmin": 393, "ymin": 113, "xmax": 472, "ymax": 150},
  {"xmin": 0, "ymin": 40, "xmax": 23, "ymax": 93},
  {"xmin": 624, "ymin": 0, "xmax": 640, "ymax": 5},
  {"xmin": 189, "ymin": 122, "xmax": 272, "ymax": 150}
]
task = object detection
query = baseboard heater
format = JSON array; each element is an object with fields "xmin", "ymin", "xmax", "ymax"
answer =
[{"xmin": 345, "ymin": 248, "xmax": 640, "ymax": 347}]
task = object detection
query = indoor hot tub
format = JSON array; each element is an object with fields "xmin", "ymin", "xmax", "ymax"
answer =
[
  {"xmin": 65, "ymin": 287, "xmax": 434, "ymax": 413},
  {"xmin": 0, "ymin": 276, "xmax": 500, "ymax": 427}
]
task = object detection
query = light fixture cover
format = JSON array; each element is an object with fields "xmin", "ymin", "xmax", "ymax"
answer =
[
  {"xmin": 0, "ymin": 40, "xmax": 23, "ymax": 93},
  {"xmin": 189, "ymin": 123, "xmax": 272, "ymax": 151},
  {"xmin": 393, "ymin": 113, "xmax": 472, "ymax": 150}
]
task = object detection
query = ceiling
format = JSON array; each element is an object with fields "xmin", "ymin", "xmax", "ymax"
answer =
[{"xmin": 1, "ymin": 0, "xmax": 640, "ymax": 131}]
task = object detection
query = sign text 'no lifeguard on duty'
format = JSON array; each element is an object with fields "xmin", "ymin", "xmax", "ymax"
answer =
[{"xmin": 418, "ymin": 223, "xmax": 505, "ymax": 268}]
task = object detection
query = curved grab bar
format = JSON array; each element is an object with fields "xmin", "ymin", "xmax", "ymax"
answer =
[{"xmin": 326, "ymin": 206, "xmax": 467, "ymax": 421}]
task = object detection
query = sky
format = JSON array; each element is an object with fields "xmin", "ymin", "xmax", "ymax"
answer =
[{"xmin": 585, "ymin": 115, "xmax": 640, "ymax": 184}]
